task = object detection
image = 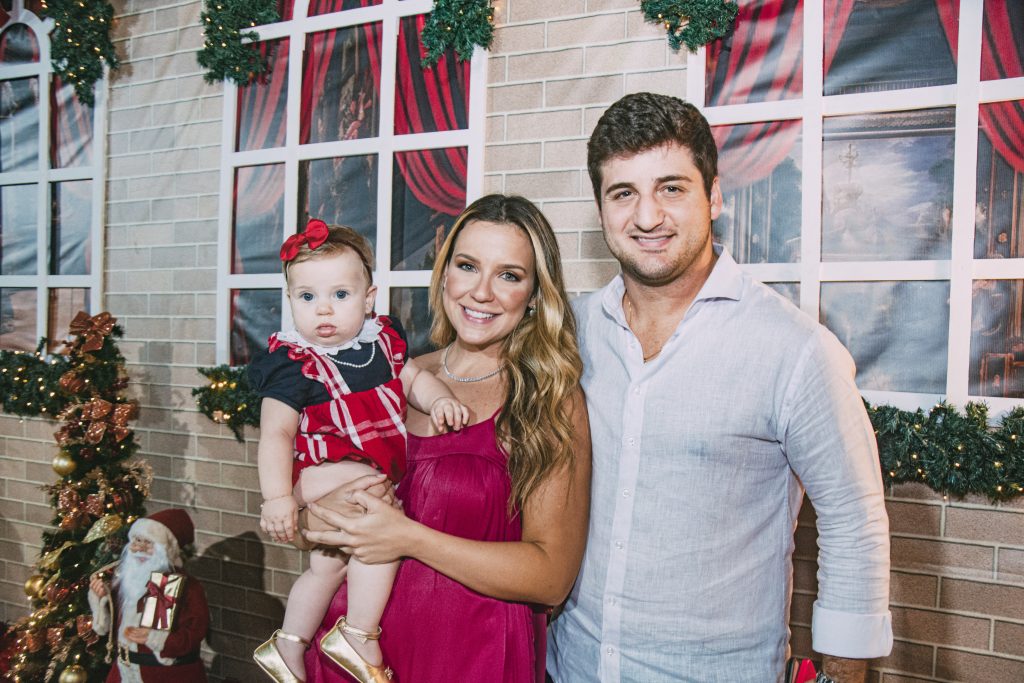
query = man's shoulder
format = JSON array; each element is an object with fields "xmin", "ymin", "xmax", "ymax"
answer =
[{"xmin": 571, "ymin": 286, "xmax": 611, "ymax": 327}]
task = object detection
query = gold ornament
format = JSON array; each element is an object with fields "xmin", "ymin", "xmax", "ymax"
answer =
[
  {"xmin": 24, "ymin": 574, "xmax": 45, "ymax": 598},
  {"xmin": 52, "ymin": 452, "xmax": 77, "ymax": 477},
  {"xmin": 82, "ymin": 514, "xmax": 123, "ymax": 543},
  {"xmin": 58, "ymin": 664, "xmax": 88, "ymax": 683}
]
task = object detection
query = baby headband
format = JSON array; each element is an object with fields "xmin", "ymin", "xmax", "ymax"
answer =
[{"xmin": 280, "ymin": 219, "xmax": 329, "ymax": 262}]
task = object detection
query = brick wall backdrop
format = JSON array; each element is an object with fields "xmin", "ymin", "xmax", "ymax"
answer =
[{"xmin": 0, "ymin": 1, "xmax": 1022, "ymax": 681}]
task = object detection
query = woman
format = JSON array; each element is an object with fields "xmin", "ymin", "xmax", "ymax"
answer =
[{"xmin": 301, "ymin": 194, "xmax": 591, "ymax": 682}]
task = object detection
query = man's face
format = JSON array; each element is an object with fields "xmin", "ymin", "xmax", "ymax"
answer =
[{"xmin": 597, "ymin": 143, "xmax": 722, "ymax": 287}]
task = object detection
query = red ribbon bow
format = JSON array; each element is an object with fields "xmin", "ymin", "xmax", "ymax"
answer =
[
  {"xmin": 141, "ymin": 576, "xmax": 178, "ymax": 629},
  {"xmin": 68, "ymin": 311, "xmax": 116, "ymax": 352},
  {"xmin": 280, "ymin": 219, "xmax": 330, "ymax": 262}
]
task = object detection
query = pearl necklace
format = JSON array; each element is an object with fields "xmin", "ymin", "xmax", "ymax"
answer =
[
  {"xmin": 442, "ymin": 344, "xmax": 502, "ymax": 383},
  {"xmin": 330, "ymin": 342, "xmax": 376, "ymax": 369}
]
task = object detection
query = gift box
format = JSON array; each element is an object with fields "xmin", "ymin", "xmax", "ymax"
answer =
[{"xmin": 138, "ymin": 572, "xmax": 184, "ymax": 631}]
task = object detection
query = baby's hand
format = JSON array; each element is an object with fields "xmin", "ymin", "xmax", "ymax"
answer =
[
  {"xmin": 260, "ymin": 495, "xmax": 299, "ymax": 543},
  {"xmin": 430, "ymin": 397, "xmax": 470, "ymax": 433}
]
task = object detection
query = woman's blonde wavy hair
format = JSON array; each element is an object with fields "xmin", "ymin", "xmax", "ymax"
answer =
[{"xmin": 428, "ymin": 194, "xmax": 583, "ymax": 512}]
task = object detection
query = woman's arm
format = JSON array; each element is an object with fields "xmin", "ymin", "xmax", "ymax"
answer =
[
  {"xmin": 305, "ymin": 390, "xmax": 591, "ymax": 606},
  {"xmin": 257, "ymin": 397, "xmax": 301, "ymax": 542}
]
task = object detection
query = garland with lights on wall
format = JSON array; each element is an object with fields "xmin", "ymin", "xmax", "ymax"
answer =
[
  {"xmin": 1, "ymin": 312, "xmax": 150, "ymax": 683},
  {"xmin": 39, "ymin": 0, "xmax": 119, "ymax": 107},
  {"xmin": 190, "ymin": 370, "xmax": 1024, "ymax": 503},
  {"xmin": 196, "ymin": 0, "xmax": 280, "ymax": 85},
  {"xmin": 420, "ymin": 0, "xmax": 495, "ymax": 67},
  {"xmin": 640, "ymin": 0, "xmax": 739, "ymax": 52}
]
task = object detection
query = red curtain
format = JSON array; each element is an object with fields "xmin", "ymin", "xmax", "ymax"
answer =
[
  {"xmin": 392, "ymin": 14, "xmax": 468, "ymax": 216},
  {"xmin": 936, "ymin": 0, "xmax": 1024, "ymax": 173},
  {"xmin": 707, "ymin": 0, "xmax": 855, "ymax": 191},
  {"xmin": 50, "ymin": 76, "xmax": 94, "ymax": 166}
]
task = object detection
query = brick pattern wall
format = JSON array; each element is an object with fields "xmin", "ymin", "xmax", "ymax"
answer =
[{"xmin": 1, "ymin": 1, "xmax": 1023, "ymax": 682}]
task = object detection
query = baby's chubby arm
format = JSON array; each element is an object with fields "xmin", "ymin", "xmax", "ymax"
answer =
[
  {"xmin": 257, "ymin": 397, "xmax": 301, "ymax": 543},
  {"xmin": 400, "ymin": 358, "xmax": 469, "ymax": 432}
]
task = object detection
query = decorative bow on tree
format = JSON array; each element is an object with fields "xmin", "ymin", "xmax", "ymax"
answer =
[{"xmin": 67, "ymin": 312, "xmax": 116, "ymax": 353}]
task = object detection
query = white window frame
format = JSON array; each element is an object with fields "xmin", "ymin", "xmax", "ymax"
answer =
[
  {"xmin": 216, "ymin": 0, "xmax": 488, "ymax": 364},
  {"xmin": 689, "ymin": 1, "xmax": 1024, "ymax": 412},
  {"xmin": 0, "ymin": 2, "xmax": 107, "ymax": 349}
]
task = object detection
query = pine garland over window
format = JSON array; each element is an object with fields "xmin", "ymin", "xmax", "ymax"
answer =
[
  {"xmin": 196, "ymin": 0, "xmax": 279, "ymax": 85},
  {"xmin": 640, "ymin": 0, "xmax": 739, "ymax": 52},
  {"xmin": 420, "ymin": 0, "xmax": 495, "ymax": 67},
  {"xmin": 40, "ymin": 0, "xmax": 119, "ymax": 106}
]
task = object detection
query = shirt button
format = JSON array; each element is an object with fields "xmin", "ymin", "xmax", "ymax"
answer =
[
  {"xmin": 633, "ymin": 386, "xmax": 642, "ymax": 395},
  {"xmin": 627, "ymin": 437, "xmax": 635, "ymax": 445},
  {"xmin": 622, "ymin": 489, "xmax": 630, "ymax": 497},
  {"xmin": 615, "ymin": 541, "xmax": 624, "ymax": 550},
  {"xmin": 607, "ymin": 596, "xmax": 617, "ymax": 605},
  {"xmin": 606, "ymin": 647, "xmax": 614, "ymax": 656}
]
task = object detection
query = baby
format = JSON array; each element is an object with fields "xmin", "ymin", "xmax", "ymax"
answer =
[{"xmin": 250, "ymin": 219, "xmax": 467, "ymax": 683}]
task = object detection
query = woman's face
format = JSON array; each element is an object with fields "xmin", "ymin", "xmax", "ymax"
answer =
[{"xmin": 442, "ymin": 219, "xmax": 537, "ymax": 352}]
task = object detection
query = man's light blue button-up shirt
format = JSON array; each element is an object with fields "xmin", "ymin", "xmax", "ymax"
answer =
[{"xmin": 548, "ymin": 247, "xmax": 892, "ymax": 682}]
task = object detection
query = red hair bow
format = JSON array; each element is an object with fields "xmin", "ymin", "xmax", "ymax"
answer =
[{"xmin": 280, "ymin": 219, "xmax": 330, "ymax": 261}]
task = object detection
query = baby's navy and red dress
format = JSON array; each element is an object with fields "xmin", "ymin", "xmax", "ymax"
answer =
[{"xmin": 248, "ymin": 316, "xmax": 409, "ymax": 484}]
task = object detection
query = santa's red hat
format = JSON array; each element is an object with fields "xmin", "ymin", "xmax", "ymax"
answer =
[{"xmin": 129, "ymin": 508, "xmax": 195, "ymax": 567}]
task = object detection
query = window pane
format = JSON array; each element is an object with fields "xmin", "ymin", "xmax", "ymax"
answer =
[
  {"xmin": 981, "ymin": 0, "xmax": 1024, "ymax": 81},
  {"xmin": 822, "ymin": 109, "xmax": 954, "ymax": 262},
  {"xmin": 299, "ymin": 155, "xmax": 378, "ymax": 249},
  {"xmin": 0, "ymin": 23, "xmax": 39, "ymax": 63},
  {"xmin": 713, "ymin": 120, "xmax": 801, "ymax": 264},
  {"xmin": 50, "ymin": 181, "xmax": 91, "ymax": 275},
  {"xmin": 705, "ymin": 0, "xmax": 802, "ymax": 106},
  {"xmin": 231, "ymin": 289, "xmax": 282, "ymax": 365},
  {"xmin": 391, "ymin": 148, "xmax": 466, "ymax": 270},
  {"xmin": 233, "ymin": 164, "xmax": 284, "ymax": 274},
  {"xmin": 971, "ymin": 279, "xmax": 1024, "ymax": 398},
  {"xmin": 766, "ymin": 282, "xmax": 799, "ymax": 307},
  {"xmin": 47, "ymin": 288, "xmax": 88, "ymax": 353},
  {"xmin": 820, "ymin": 280, "xmax": 949, "ymax": 394},
  {"xmin": 824, "ymin": 0, "xmax": 955, "ymax": 95},
  {"xmin": 395, "ymin": 15, "xmax": 470, "ymax": 135},
  {"xmin": 0, "ymin": 287, "xmax": 36, "ymax": 351},
  {"xmin": 0, "ymin": 77, "xmax": 40, "ymax": 172},
  {"xmin": 1, "ymin": 183, "xmax": 37, "ymax": 275},
  {"xmin": 975, "ymin": 100, "xmax": 1024, "ymax": 258},
  {"xmin": 301, "ymin": 23, "xmax": 381, "ymax": 145},
  {"xmin": 50, "ymin": 76, "xmax": 94, "ymax": 167},
  {"xmin": 309, "ymin": 0, "xmax": 381, "ymax": 15},
  {"xmin": 389, "ymin": 287, "xmax": 432, "ymax": 358},
  {"xmin": 236, "ymin": 39, "xmax": 289, "ymax": 152}
]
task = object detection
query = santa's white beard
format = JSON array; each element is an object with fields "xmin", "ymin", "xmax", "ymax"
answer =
[{"xmin": 114, "ymin": 543, "xmax": 172, "ymax": 643}]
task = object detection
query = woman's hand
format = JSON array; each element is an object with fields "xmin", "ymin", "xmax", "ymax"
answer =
[
  {"xmin": 303, "ymin": 491, "xmax": 413, "ymax": 564},
  {"xmin": 260, "ymin": 495, "xmax": 299, "ymax": 543}
]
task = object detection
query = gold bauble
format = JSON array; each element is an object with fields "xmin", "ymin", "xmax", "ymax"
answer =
[
  {"xmin": 52, "ymin": 452, "xmax": 77, "ymax": 477},
  {"xmin": 58, "ymin": 664, "xmax": 87, "ymax": 683},
  {"xmin": 23, "ymin": 574, "xmax": 45, "ymax": 598}
]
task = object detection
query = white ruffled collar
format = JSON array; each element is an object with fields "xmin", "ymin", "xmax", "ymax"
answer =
[{"xmin": 276, "ymin": 317, "xmax": 382, "ymax": 355}]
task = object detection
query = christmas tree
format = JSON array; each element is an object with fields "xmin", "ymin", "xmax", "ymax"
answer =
[{"xmin": 4, "ymin": 312, "xmax": 150, "ymax": 683}]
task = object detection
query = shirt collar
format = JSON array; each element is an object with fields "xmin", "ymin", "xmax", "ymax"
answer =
[{"xmin": 600, "ymin": 243, "xmax": 744, "ymax": 324}]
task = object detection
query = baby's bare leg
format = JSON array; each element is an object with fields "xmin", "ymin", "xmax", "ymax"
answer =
[{"xmin": 278, "ymin": 549, "xmax": 348, "ymax": 679}]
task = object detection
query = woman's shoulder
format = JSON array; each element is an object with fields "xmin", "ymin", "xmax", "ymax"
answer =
[{"xmin": 412, "ymin": 348, "xmax": 444, "ymax": 374}]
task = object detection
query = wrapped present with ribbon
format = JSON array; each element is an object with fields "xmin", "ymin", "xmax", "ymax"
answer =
[{"xmin": 138, "ymin": 572, "xmax": 185, "ymax": 630}]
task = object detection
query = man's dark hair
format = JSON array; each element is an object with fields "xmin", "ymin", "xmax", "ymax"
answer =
[{"xmin": 587, "ymin": 92, "xmax": 719, "ymax": 201}]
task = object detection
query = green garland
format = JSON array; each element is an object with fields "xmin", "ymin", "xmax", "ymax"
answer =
[
  {"xmin": 40, "ymin": 0, "xmax": 119, "ymax": 106},
  {"xmin": 187, "ymin": 368, "xmax": 1024, "ymax": 503},
  {"xmin": 196, "ymin": 0, "xmax": 280, "ymax": 85},
  {"xmin": 0, "ymin": 343, "xmax": 73, "ymax": 417},
  {"xmin": 420, "ymin": 0, "xmax": 495, "ymax": 67},
  {"xmin": 640, "ymin": 0, "xmax": 739, "ymax": 53},
  {"xmin": 191, "ymin": 365, "xmax": 260, "ymax": 439}
]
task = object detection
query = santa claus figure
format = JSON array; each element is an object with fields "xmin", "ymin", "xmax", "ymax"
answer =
[{"xmin": 88, "ymin": 508, "xmax": 210, "ymax": 683}]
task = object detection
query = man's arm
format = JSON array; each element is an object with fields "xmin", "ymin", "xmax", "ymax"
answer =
[{"xmin": 781, "ymin": 327, "xmax": 893, "ymax": 678}]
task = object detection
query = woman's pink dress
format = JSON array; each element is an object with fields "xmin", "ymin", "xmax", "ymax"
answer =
[{"xmin": 305, "ymin": 413, "xmax": 547, "ymax": 682}]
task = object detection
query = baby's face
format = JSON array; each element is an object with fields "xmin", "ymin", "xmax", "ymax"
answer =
[{"xmin": 286, "ymin": 249, "xmax": 376, "ymax": 347}]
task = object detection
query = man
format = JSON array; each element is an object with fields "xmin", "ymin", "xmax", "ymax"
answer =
[
  {"xmin": 89, "ymin": 508, "xmax": 210, "ymax": 683},
  {"xmin": 547, "ymin": 93, "xmax": 892, "ymax": 683}
]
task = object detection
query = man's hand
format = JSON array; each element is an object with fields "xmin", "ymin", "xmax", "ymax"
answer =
[
  {"xmin": 123, "ymin": 626, "xmax": 152, "ymax": 644},
  {"xmin": 89, "ymin": 575, "xmax": 109, "ymax": 598},
  {"xmin": 821, "ymin": 655, "xmax": 868, "ymax": 683}
]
